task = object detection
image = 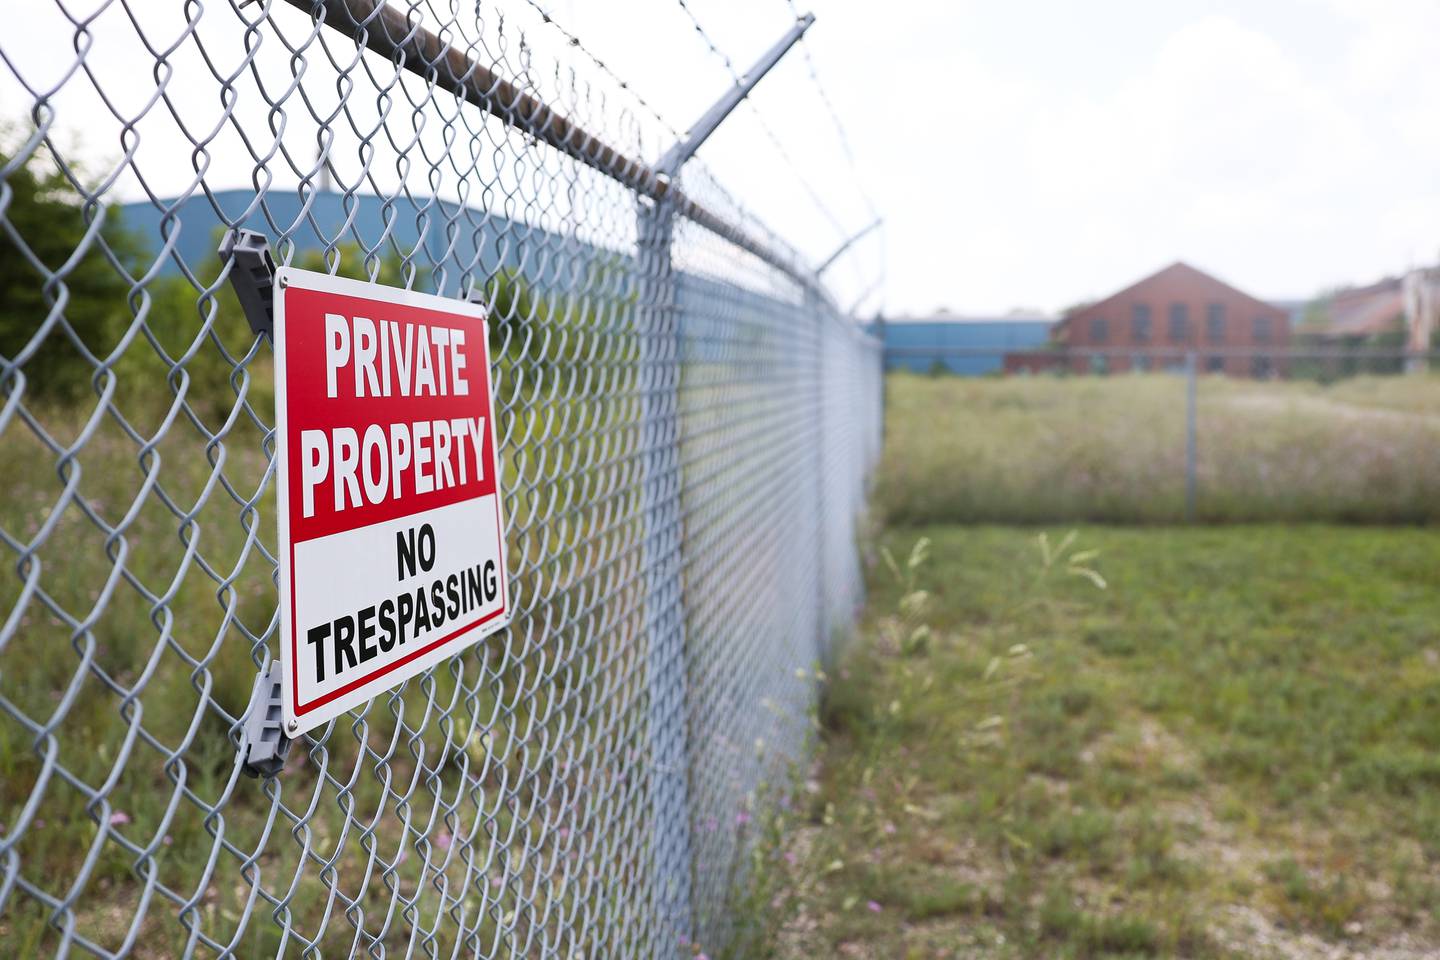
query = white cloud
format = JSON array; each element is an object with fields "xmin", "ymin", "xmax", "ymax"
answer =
[
  {"xmin": 1324, "ymin": 0, "xmax": 1440, "ymax": 92},
  {"xmin": 3, "ymin": 0, "xmax": 1436, "ymax": 313},
  {"xmin": 857, "ymin": 4, "xmax": 1438, "ymax": 311},
  {"xmin": 1005, "ymin": 15, "xmax": 1380, "ymax": 302}
]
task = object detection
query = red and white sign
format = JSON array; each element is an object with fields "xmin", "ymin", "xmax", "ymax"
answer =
[{"xmin": 273, "ymin": 268, "xmax": 510, "ymax": 735}]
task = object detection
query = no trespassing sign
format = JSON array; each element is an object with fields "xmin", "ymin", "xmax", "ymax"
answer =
[{"xmin": 273, "ymin": 268, "xmax": 510, "ymax": 735}]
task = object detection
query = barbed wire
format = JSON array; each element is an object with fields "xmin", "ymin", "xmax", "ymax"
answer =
[
  {"xmin": 517, "ymin": 0, "xmax": 684, "ymax": 141},
  {"xmin": 673, "ymin": 0, "xmax": 738, "ymax": 75},
  {"xmin": 672, "ymin": 0, "xmax": 851, "ymax": 244},
  {"xmin": 778, "ymin": 0, "xmax": 883, "ymax": 312},
  {"xmin": 504, "ymin": 0, "xmax": 845, "ymax": 304},
  {"xmin": 518, "ymin": 0, "xmax": 880, "ymax": 286},
  {"xmin": 781, "ymin": 0, "xmax": 880, "ymax": 222}
]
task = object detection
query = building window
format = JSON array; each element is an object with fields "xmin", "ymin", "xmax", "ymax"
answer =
[
  {"xmin": 1206, "ymin": 355, "xmax": 1225, "ymax": 373},
  {"xmin": 1206, "ymin": 304, "xmax": 1225, "ymax": 343},
  {"xmin": 1133, "ymin": 354, "xmax": 1151, "ymax": 372},
  {"xmin": 1252, "ymin": 316, "xmax": 1274, "ymax": 345},
  {"xmin": 1252, "ymin": 356, "xmax": 1273, "ymax": 378},
  {"xmin": 1168, "ymin": 303, "xmax": 1190, "ymax": 341},
  {"xmin": 1089, "ymin": 318, "xmax": 1109, "ymax": 344},
  {"xmin": 1131, "ymin": 304, "xmax": 1152, "ymax": 343},
  {"xmin": 1090, "ymin": 354, "xmax": 1108, "ymax": 375}
]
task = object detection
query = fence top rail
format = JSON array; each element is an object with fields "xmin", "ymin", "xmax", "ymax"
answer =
[{"xmin": 287, "ymin": 0, "xmax": 836, "ymax": 307}]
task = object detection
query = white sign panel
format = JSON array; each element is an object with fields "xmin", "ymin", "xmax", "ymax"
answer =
[{"xmin": 273, "ymin": 268, "xmax": 510, "ymax": 735}]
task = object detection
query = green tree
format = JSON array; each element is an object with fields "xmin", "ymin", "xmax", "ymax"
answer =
[
  {"xmin": 0, "ymin": 147, "xmax": 143, "ymax": 402},
  {"xmin": 122, "ymin": 240, "xmax": 431, "ymax": 426}
]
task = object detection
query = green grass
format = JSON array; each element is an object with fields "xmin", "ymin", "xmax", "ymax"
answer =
[
  {"xmin": 878, "ymin": 372, "xmax": 1440, "ymax": 524},
  {"xmin": 0, "ymin": 359, "xmax": 646, "ymax": 953},
  {"xmin": 757, "ymin": 525, "xmax": 1440, "ymax": 959}
]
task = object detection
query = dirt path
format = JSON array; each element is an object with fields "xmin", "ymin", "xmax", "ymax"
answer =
[{"xmin": 1215, "ymin": 391, "xmax": 1440, "ymax": 427}]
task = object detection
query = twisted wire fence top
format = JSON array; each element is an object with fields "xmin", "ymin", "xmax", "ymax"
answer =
[{"xmin": 0, "ymin": 0, "xmax": 881, "ymax": 956}]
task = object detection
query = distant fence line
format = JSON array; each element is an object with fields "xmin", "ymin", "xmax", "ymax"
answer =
[
  {"xmin": 884, "ymin": 344, "xmax": 1440, "ymax": 362},
  {"xmin": 881, "ymin": 345, "xmax": 1439, "ymax": 525}
]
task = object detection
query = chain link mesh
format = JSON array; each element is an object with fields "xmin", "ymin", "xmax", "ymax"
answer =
[{"xmin": 0, "ymin": 0, "xmax": 881, "ymax": 955}]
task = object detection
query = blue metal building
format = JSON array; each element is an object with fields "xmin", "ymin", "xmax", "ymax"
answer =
[
  {"xmin": 881, "ymin": 313, "xmax": 1057, "ymax": 375},
  {"xmin": 115, "ymin": 189, "xmax": 802, "ymax": 362},
  {"xmin": 116, "ymin": 188, "xmax": 587, "ymax": 292}
]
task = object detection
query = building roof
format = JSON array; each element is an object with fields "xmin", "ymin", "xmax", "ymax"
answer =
[
  {"xmin": 1070, "ymin": 261, "xmax": 1285, "ymax": 319},
  {"xmin": 1309, "ymin": 277, "xmax": 1405, "ymax": 339}
]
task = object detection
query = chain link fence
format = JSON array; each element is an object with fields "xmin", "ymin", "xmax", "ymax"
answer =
[{"xmin": 0, "ymin": 1, "xmax": 883, "ymax": 955}]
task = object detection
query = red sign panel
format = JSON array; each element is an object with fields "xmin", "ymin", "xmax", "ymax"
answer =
[{"xmin": 273, "ymin": 268, "xmax": 510, "ymax": 735}]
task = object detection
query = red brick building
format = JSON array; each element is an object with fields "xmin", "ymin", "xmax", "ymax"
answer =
[{"xmin": 1054, "ymin": 262, "xmax": 1290, "ymax": 376}]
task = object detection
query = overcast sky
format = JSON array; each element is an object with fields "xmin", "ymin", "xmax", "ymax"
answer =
[
  {"xmin": 544, "ymin": 0, "xmax": 1440, "ymax": 316},
  {"xmin": 7, "ymin": 0, "xmax": 1438, "ymax": 317}
]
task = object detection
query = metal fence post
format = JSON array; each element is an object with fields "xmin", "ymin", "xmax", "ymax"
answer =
[
  {"xmin": 636, "ymin": 16, "xmax": 814, "ymax": 951},
  {"xmin": 813, "ymin": 221, "xmax": 879, "ymax": 664},
  {"xmin": 636, "ymin": 192, "xmax": 693, "ymax": 949},
  {"xmin": 811, "ymin": 286, "xmax": 828, "ymax": 667},
  {"xmin": 1185, "ymin": 350, "xmax": 1197, "ymax": 522}
]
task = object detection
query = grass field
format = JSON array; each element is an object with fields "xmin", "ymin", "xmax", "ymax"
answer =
[
  {"xmin": 0, "ymin": 377, "xmax": 636, "ymax": 953},
  {"xmin": 751, "ymin": 525, "xmax": 1440, "ymax": 958},
  {"xmin": 878, "ymin": 372, "xmax": 1440, "ymax": 525},
  {"xmin": 6, "ymin": 363, "xmax": 1440, "ymax": 954}
]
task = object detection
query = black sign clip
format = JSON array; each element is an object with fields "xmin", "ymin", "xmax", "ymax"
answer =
[
  {"xmin": 239, "ymin": 660, "xmax": 292, "ymax": 779},
  {"xmin": 219, "ymin": 229, "xmax": 277, "ymax": 337}
]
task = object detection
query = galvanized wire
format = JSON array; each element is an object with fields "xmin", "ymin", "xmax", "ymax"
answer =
[{"xmin": 0, "ymin": 0, "xmax": 882, "ymax": 956}]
